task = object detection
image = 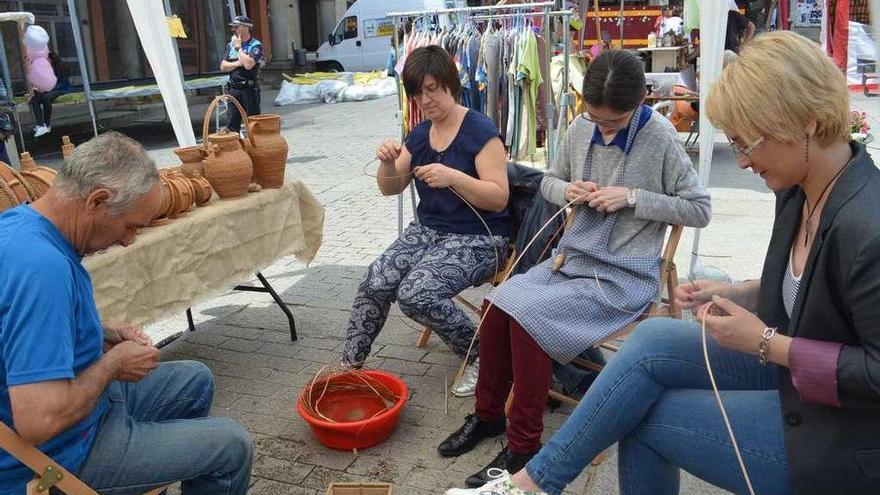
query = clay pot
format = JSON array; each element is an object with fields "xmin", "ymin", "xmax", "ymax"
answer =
[
  {"xmin": 203, "ymin": 133, "xmax": 253, "ymax": 199},
  {"xmin": 61, "ymin": 135, "xmax": 76, "ymax": 159},
  {"xmin": 247, "ymin": 114, "xmax": 288, "ymax": 189},
  {"xmin": 0, "ymin": 161, "xmax": 34, "ymax": 204},
  {"xmin": 19, "ymin": 152, "xmax": 57, "ymax": 199},
  {"xmin": 174, "ymin": 146, "xmax": 206, "ymax": 178},
  {"xmin": 188, "ymin": 171, "xmax": 213, "ymax": 207}
]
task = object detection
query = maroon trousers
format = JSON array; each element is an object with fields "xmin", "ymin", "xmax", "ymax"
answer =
[{"xmin": 475, "ymin": 301, "xmax": 553, "ymax": 454}]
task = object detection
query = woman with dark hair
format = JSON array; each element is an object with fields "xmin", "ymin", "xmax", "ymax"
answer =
[
  {"xmin": 29, "ymin": 51, "xmax": 70, "ymax": 138},
  {"xmin": 341, "ymin": 46, "xmax": 510, "ymax": 397},
  {"xmin": 439, "ymin": 49, "xmax": 711, "ymax": 491}
]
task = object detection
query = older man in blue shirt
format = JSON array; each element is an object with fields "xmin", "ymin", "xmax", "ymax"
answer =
[{"xmin": 0, "ymin": 132, "xmax": 253, "ymax": 494}]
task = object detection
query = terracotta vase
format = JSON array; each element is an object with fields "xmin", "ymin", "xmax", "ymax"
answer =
[
  {"xmin": 19, "ymin": 152, "xmax": 57, "ymax": 199},
  {"xmin": 61, "ymin": 136, "xmax": 76, "ymax": 159},
  {"xmin": 0, "ymin": 162, "xmax": 34, "ymax": 204},
  {"xmin": 247, "ymin": 114, "xmax": 288, "ymax": 189},
  {"xmin": 174, "ymin": 146, "xmax": 206, "ymax": 178},
  {"xmin": 188, "ymin": 171, "xmax": 213, "ymax": 207},
  {"xmin": 203, "ymin": 132, "xmax": 253, "ymax": 199}
]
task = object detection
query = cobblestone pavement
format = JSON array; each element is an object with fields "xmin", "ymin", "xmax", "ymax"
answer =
[{"xmin": 138, "ymin": 90, "xmax": 877, "ymax": 494}]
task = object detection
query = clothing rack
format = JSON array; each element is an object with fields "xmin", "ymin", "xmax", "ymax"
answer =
[{"xmin": 387, "ymin": 3, "xmax": 573, "ymax": 236}]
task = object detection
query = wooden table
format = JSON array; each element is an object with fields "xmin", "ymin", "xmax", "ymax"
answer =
[{"xmin": 84, "ymin": 180, "xmax": 324, "ymax": 343}]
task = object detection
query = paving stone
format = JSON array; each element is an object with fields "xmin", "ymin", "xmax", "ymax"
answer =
[
  {"xmin": 221, "ymin": 337, "xmax": 267, "ymax": 354},
  {"xmin": 251, "ymin": 455, "xmax": 315, "ymax": 485},
  {"xmin": 346, "ymin": 455, "xmax": 415, "ymax": 484},
  {"xmin": 248, "ymin": 478, "xmax": 319, "ymax": 495}
]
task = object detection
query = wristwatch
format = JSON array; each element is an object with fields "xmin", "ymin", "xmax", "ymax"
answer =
[{"xmin": 626, "ymin": 188, "xmax": 639, "ymax": 207}]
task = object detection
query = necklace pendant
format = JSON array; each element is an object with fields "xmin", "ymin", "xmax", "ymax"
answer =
[{"xmin": 805, "ymin": 218, "xmax": 813, "ymax": 246}]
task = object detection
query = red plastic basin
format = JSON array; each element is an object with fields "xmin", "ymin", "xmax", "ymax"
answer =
[{"xmin": 297, "ymin": 370, "xmax": 408, "ymax": 451}]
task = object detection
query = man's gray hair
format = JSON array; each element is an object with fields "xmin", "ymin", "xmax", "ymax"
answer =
[{"xmin": 53, "ymin": 131, "xmax": 160, "ymax": 215}]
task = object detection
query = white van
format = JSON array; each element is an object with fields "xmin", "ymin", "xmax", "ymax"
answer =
[{"xmin": 316, "ymin": 0, "xmax": 464, "ymax": 73}]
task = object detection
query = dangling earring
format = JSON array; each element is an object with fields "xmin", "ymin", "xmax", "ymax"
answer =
[{"xmin": 805, "ymin": 134, "xmax": 810, "ymax": 163}]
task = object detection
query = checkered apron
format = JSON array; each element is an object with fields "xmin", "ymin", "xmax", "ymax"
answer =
[{"xmin": 488, "ymin": 110, "xmax": 661, "ymax": 364}]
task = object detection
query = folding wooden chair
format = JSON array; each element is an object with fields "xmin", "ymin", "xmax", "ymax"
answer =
[{"xmin": 0, "ymin": 422, "xmax": 168, "ymax": 495}]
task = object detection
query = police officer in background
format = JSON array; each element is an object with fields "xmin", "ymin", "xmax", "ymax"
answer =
[{"xmin": 220, "ymin": 15, "xmax": 263, "ymax": 133}]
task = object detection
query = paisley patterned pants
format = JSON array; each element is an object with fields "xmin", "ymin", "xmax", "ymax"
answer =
[{"xmin": 342, "ymin": 223, "xmax": 508, "ymax": 366}]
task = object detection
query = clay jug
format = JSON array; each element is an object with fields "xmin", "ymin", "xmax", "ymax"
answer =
[
  {"xmin": 247, "ymin": 114, "xmax": 288, "ymax": 189},
  {"xmin": 188, "ymin": 171, "xmax": 213, "ymax": 207},
  {"xmin": 203, "ymin": 132, "xmax": 253, "ymax": 199},
  {"xmin": 174, "ymin": 146, "xmax": 206, "ymax": 178},
  {"xmin": 19, "ymin": 152, "xmax": 56, "ymax": 199},
  {"xmin": 61, "ymin": 135, "xmax": 76, "ymax": 159}
]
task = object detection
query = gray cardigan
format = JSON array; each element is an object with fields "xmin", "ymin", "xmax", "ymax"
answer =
[{"xmin": 541, "ymin": 110, "xmax": 711, "ymax": 256}]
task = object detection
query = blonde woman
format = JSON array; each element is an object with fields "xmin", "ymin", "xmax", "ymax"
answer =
[{"xmin": 446, "ymin": 31, "xmax": 880, "ymax": 495}]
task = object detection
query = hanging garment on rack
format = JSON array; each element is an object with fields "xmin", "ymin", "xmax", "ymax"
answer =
[
  {"xmin": 481, "ymin": 29, "xmax": 503, "ymax": 126},
  {"xmin": 465, "ymin": 31, "xmax": 483, "ymax": 112},
  {"xmin": 504, "ymin": 28, "xmax": 520, "ymax": 150},
  {"xmin": 535, "ymin": 33, "xmax": 551, "ymax": 148},
  {"xmin": 515, "ymin": 28, "xmax": 543, "ymax": 159}
]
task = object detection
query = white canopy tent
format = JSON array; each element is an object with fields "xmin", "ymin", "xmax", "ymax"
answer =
[
  {"xmin": 688, "ymin": 0, "xmax": 730, "ymax": 277},
  {"xmin": 126, "ymin": 0, "xmax": 197, "ymax": 147}
]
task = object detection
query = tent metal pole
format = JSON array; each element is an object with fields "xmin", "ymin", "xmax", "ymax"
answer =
[
  {"xmin": 67, "ymin": 0, "xmax": 98, "ymax": 137},
  {"xmin": 0, "ymin": 32, "xmax": 25, "ymax": 154}
]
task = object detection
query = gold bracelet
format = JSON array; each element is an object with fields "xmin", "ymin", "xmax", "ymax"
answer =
[{"xmin": 758, "ymin": 327, "xmax": 777, "ymax": 365}]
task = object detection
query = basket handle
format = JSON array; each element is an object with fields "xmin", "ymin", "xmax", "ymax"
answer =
[{"xmin": 201, "ymin": 95, "xmax": 256, "ymax": 151}]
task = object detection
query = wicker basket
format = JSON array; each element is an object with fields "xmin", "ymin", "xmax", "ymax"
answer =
[
  {"xmin": 19, "ymin": 152, "xmax": 56, "ymax": 200},
  {"xmin": 0, "ymin": 181, "xmax": 21, "ymax": 213},
  {"xmin": 0, "ymin": 162, "xmax": 34, "ymax": 205}
]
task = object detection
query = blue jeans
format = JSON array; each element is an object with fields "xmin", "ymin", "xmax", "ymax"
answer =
[
  {"xmin": 526, "ymin": 318, "xmax": 794, "ymax": 495},
  {"xmin": 77, "ymin": 361, "xmax": 253, "ymax": 494}
]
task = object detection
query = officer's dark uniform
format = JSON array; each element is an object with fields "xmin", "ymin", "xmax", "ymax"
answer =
[{"xmin": 225, "ymin": 16, "xmax": 263, "ymax": 132}]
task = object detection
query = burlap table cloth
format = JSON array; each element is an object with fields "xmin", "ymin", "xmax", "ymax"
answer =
[{"xmin": 83, "ymin": 180, "xmax": 324, "ymax": 327}]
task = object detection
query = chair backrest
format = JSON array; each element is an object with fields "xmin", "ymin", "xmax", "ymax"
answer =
[{"xmin": 0, "ymin": 421, "xmax": 98, "ymax": 495}]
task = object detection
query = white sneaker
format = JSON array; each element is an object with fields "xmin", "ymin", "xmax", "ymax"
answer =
[
  {"xmin": 451, "ymin": 358, "xmax": 479, "ymax": 397},
  {"xmin": 445, "ymin": 469, "xmax": 547, "ymax": 495},
  {"xmin": 33, "ymin": 125, "xmax": 49, "ymax": 137}
]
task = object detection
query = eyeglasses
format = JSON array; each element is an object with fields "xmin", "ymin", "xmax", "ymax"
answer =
[
  {"xmin": 581, "ymin": 111, "xmax": 633, "ymax": 130},
  {"xmin": 727, "ymin": 135, "xmax": 764, "ymax": 164},
  {"xmin": 412, "ymin": 84, "xmax": 446, "ymax": 101}
]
